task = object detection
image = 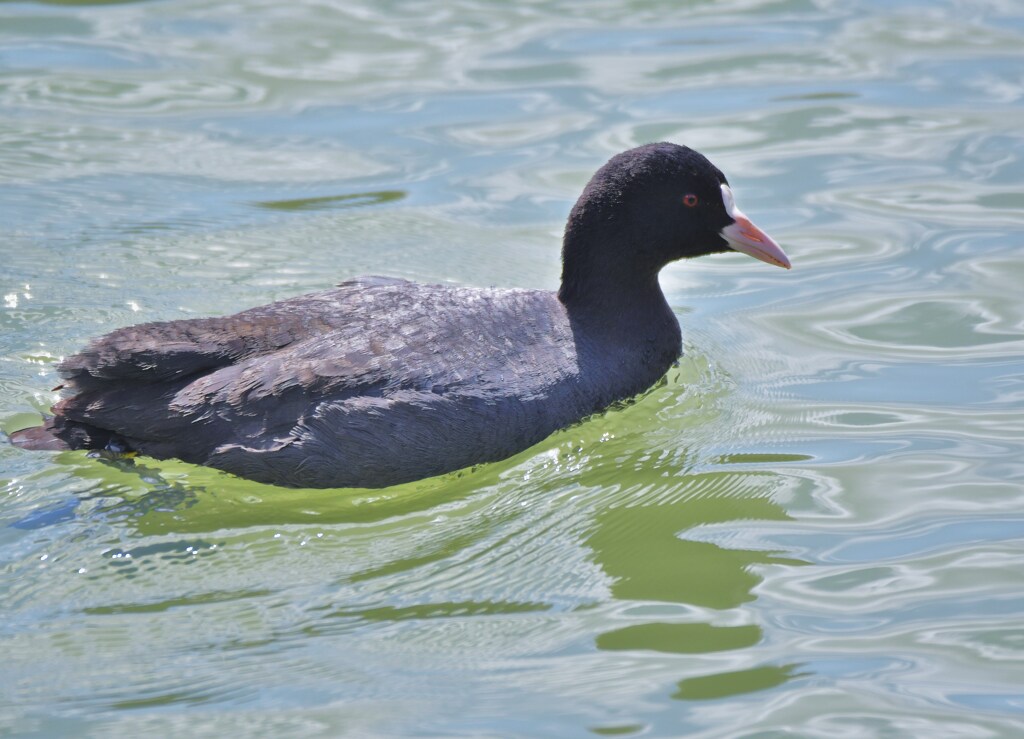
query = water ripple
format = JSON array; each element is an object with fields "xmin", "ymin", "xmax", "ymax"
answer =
[{"xmin": 3, "ymin": 0, "xmax": 1024, "ymax": 735}]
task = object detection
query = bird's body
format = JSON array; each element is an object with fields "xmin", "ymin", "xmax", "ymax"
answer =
[
  {"xmin": 11, "ymin": 143, "xmax": 790, "ymax": 488},
  {"xmin": 45, "ymin": 277, "xmax": 677, "ymax": 487}
]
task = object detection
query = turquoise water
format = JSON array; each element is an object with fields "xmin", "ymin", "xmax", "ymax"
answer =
[{"xmin": 3, "ymin": 0, "xmax": 1024, "ymax": 735}]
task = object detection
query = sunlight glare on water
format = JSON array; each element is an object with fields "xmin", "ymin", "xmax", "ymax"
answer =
[{"xmin": 2, "ymin": 0, "xmax": 1024, "ymax": 736}]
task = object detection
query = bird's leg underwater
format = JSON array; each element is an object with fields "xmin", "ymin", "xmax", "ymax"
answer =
[
  {"xmin": 9, "ymin": 414, "xmax": 133, "ymax": 458},
  {"xmin": 86, "ymin": 436, "xmax": 138, "ymax": 462}
]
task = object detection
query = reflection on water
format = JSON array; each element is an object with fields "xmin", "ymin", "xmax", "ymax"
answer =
[
  {"xmin": 588, "ymin": 466, "xmax": 808, "ymax": 701},
  {"xmin": 3, "ymin": 0, "xmax": 1024, "ymax": 735},
  {"xmin": 674, "ymin": 664, "xmax": 807, "ymax": 702},
  {"xmin": 588, "ymin": 478, "xmax": 797, "ymax": 610},
  {"xmin": 254, "ymin": 190, "xmax": 406, "ymax": 212}
]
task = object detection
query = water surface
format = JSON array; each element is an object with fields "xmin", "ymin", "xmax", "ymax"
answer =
[{"xmin": 2, "ymin": 0, "xmax": 1024, "ymax": 736}]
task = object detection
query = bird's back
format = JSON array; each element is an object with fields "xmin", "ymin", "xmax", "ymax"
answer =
[{"xmin": 52, "ymin": 277, "xmax": 602, "ymax": 487}]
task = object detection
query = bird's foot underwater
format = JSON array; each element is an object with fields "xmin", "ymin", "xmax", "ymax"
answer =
[{"xmin": 87, "ymin": 437, "xmax": 138, "ymax": 462}]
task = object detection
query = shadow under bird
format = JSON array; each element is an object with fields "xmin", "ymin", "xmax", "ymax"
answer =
[{"xmin": 10, "ymin": 143, "xmax": 791, "ymax": 488}]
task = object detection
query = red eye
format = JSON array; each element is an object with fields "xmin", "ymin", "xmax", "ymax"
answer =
[{"xmin": 683, "ymin": 194, "xmax": 699, "ymax": 207}]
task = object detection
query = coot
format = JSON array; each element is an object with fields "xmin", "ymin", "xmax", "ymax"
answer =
[{"xmin": 11, "ymin": 143, "xmax": 790, "ymax": 488}]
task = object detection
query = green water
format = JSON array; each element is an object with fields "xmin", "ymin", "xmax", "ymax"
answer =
[{"xmin": 2, "ymin": 0, "xmax": 1024, "ymax": 736}]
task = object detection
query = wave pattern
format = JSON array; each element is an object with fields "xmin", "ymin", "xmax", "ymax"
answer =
[{"xmin": 2, "ymin": 0, "xmax": 1024, "ymax": 735}]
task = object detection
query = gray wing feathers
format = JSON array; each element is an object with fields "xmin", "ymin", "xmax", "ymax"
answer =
[
  {"xmin": 51, "ymin": 280, "xmax": 580, "ymax": 487},
  {"xmin": 57, "ymin": 278, "xmax": 413, "ymax": 389}
]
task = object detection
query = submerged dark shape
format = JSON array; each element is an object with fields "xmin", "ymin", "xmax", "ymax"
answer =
[{"xmin": 11, "ymin": 143, "xmax": 790, "ymax": 488}]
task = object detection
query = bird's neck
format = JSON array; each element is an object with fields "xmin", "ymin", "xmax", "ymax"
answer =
[
  {"xmin": 558, "ymin": 224, "xmax": 668, "ymax": 320},
  {"xmin": 559, "ymin": 267, "xmax": 664, "ymax": 315},
  {"xmin": 559, "ymin": 267, "xmax": 679, "ymax": 355}
]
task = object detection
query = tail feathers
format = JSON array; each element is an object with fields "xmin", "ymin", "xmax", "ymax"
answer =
[
  {"xmin": 9, "ymin": 417, "xmax": 118, "ymax": 452},
  {"xmin": 9, "ymin": 424, "xmax": 72, "ymax": 451}
]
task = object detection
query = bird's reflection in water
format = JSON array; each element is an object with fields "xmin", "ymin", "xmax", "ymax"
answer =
[
  {"xmin": 587, "ymin": 463, "xmax": 810, "ymax": 701},
  {"xmin": 26, "ymin": 447, "xmax": 493, "ymax": 535}
]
